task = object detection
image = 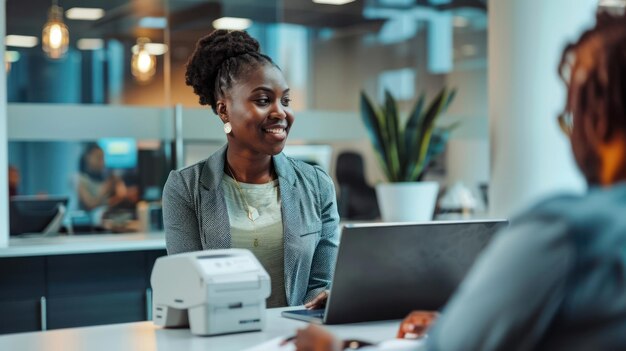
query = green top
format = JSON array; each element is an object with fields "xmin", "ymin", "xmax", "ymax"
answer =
[{"xmin": 222, "ymin": 175, "xmax": 287, "ymax": 308}]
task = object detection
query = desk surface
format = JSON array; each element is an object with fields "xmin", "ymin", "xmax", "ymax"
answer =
[
  {"xmin": 0, "ymin": 307, "xmax": 401, "ymax": 351},
  {"xmin": 0, "ymin": 231, "xmax": 166, "ymax": 258},
  {"xmin": 0, "ymin": 221, "xmax": 401, "ymax": 258},
  {"xmin": 0, "ymin": 220, "xmax": 390, "ymax": 258}
]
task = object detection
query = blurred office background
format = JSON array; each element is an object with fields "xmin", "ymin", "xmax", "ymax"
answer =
[{"xmin": 4, "ymin": 0, "xmax": 491, "ymax": 232}]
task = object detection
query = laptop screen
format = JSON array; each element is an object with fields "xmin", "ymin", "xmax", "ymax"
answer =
[{"xmin": 322, "ymin": 219, "xmax": 508, "ymax": 324}]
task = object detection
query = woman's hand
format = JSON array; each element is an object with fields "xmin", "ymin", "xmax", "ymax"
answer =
[
  {"xmin": 397, "ymin": 311, "xmax": 439, "ymax": 339},
  {"xmin": 293, "ymin": 324, "xmax": 342, "ymax": 351},
  {"xmin": 305, "ymin": 290, "xmax": 329, "ymax": 310}
]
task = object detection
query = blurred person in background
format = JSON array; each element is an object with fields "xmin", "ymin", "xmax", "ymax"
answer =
[
  {"xmin": 77, "ymin": 143, "xmax": 128, "ymax": 213},
  {"xmin": 8, "ymin": 165, "xmax": 19, "ymax": 197}
]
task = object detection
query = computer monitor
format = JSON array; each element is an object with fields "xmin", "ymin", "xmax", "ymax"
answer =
[
  {"xmin": 97, "ymin": 138, "xmax": 137, "ymax": 169},
  {"xmin": 9, "ymin": 196, "xmax": 69, "ymax": 236}
]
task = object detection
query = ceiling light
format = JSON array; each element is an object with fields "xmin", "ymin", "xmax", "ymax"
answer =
[
  {"xmin": 131, "ymin": 43, "xmax": 168, "ymax": 56},
  {"xmin": 77, "ymin": 38, "xmax": 104, "ymax": 50},
  {"xmin": 312, "ymin": 0, "xmax": 356, "ymax": 4},
  {"xmin": 65, "ymin": 7, "xmax": 105, "ymax": 20},
  {"xmin": 212, "ymin": 17, "xmax": 252, "ymax": 30},
  {"xmin": 42, "ymin": 3, "xmax": 70, "ymax": 59},
  {"xmin": 131, "ymin": 37, "xmax": 157, "ymax": 84},
  {"xmin": 453, "ymin": 16, "xmax": 469, "ymax": 28},
  {"xmin": 6, "ymin": 35, "xmax": 39, "ymax": 48},
  {"xmin": 138, "ymin": 17, "xmax": 167, "ymax": 29}
]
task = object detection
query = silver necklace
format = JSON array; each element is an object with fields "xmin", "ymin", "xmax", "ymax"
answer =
[{"xmin": 227, "ymin": 164, "xmax": 260, "ymax": 222}]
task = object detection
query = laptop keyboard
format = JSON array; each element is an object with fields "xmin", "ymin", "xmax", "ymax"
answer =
[
  {"xmin": 309, "ymin": 309, "xmax": 325, "ymax": 318},
  {"xmin": 289, "ymin": 309, "xmax": 325, "ymax": 318}
]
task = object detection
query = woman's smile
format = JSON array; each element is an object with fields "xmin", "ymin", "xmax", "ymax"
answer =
[{"xmin": 262, "ymin": 123, "xmax": 288, "ymax": 141}]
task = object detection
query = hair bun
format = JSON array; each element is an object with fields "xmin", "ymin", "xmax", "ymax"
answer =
[
  {"xmin": 185, "ymin": 30, "xmax": 262, "ymax": 108},
  {"xmin": 206, "ymin": 30, "xmax": 260, "ymax": 61}
]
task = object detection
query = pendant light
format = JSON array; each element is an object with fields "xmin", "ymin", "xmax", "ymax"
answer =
[
  {"xmin": 42, "ymin": 0, "xmax": 70, "ymax": 59},
  {"xmin": 131, "ymin": 37, "xmax": 156, "ymax": 83}
]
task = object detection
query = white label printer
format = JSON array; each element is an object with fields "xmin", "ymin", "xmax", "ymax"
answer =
[{"xmin": 151, "ymin": 249, "xmax": 271, "ymax": 336}]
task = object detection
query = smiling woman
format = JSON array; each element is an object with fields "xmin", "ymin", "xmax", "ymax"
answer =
[{"xmin": 162, "ymin": 30, "xmax": 339, "ymax": 308}]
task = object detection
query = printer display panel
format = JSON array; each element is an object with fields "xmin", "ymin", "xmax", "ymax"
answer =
[{"xmin": 197, "ymin": 255, "xmax": 259, "ymax": 276}]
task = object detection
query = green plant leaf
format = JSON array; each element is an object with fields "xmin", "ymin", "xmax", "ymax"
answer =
[
  {"xmin": 442, "ymin": 89, "xmax": 457, "ymax": 112},
  {"xmin": 404, "ymin": 88, "xmax": 447, "ymax": 181},
  {"xmin": 360, "ymin": 91, "xmax": 392, "ymax": 180},
  {"xmin": 419, "ymin": 127, "xmax": 452, "ymax": 176},
  {"xmin": 384, "ymin": 90, "xmax": 401, "ymax": 181},
  {"xmin": 360, "ymin": 87, "xmax": 457, "ymax": 183},
  {"xmin": 441, "ymin": 121, "xmax": 461, "ymax": 132},
  {"xmin": 402, "ymin": 92, "xmax": 425, "ymax": 178}
]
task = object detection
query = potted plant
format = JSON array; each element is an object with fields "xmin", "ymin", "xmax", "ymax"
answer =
[{"xmin": 360, "ymin": 88, "xmax": 457, "ymax": 222}]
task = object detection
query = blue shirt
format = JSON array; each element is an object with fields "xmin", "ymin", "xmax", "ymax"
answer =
[{"xmin": 426, "ymin": 183, "xmax": 626, "ymax": 350}]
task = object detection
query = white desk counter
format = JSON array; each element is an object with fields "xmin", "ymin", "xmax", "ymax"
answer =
[
  {"xmin": 0, "ymin": 232, "xmax": 166, "ymax": 258},
  {"xmin": 0, "ymin": 221, "xmax": 386, "ymax": 258},
  {"xmin": 0, "ymin": 307, "xmax": 401, "ymax": 351}
]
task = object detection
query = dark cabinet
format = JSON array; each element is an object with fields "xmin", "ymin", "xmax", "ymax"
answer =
[
  {"xmin": 0, "ymin": 249, "xmax": 167, "ymax": 334},
  {"xmin": 0, "ymin": 257, "xmax": 46, "ymax": 333},
  {"xmin": 0, "ymin": 257, "xmax": 46, "ymax": 299},
  {"xmin": 47, "ymin": 291, "xmax": 146, "ymax": 329},
  {"xmin": 47, "ymin": 252, "xmax": 147, "ymax": 295},
  {"xmin": 0, "ymin": 299, "xmax": 42, "ymax": 333}
]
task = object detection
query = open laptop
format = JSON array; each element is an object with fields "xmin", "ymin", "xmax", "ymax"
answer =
[
  {"xmin": 9, "ymin": 195, "xmax": 68, "ymax": 236},
  {"xmin": 282, "ymin": 219, "xmax": 508, "ymax": 324}
]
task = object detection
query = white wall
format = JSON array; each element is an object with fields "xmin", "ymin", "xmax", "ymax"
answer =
[
  {"xmin": 311, "ymin": 29, "xmax": 444, "ymax": 112},
  {"xmin": 444, "ymin": 67, "xmax": 489, "ymax": 188},
  {"xmin": 488, "ymin": 0, "xmax": 595, "ymax": 218}
]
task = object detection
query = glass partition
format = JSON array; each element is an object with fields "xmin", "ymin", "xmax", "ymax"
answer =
[
  {"xmin": 4, "ymin": 0, "xmax": 490, "ymax": 235},
  {"xmin": 8, "ymin": 139, "xmax": 170, "ymax": 234},
  {"xmin": 6, "ymin": 0, "xmax": 168, "ymax": 106}
]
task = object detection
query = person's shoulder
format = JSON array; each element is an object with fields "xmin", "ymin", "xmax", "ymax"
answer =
[
  {"xmin": 175, "ymin": 158, "xmax": 207, "ymax": 178},
  {"xmin": 514, "ymin": 185, "xmax": 626, "ymax": 243},
  {"xmin": 520, "ymin": 186, "xmax": 626, "ymax": 221},
  {"xmin": 519, "ymin": 193, "xmax": 584, "ymax": 219},
  {"xmin": 77, "ymin": 172, "xmax": 89, "ymax": 182},
  {"xmin": 283, "ymin": 155, "xmax": 315, "ymax": 171},
  {"xmin": 165, "ymin": 158, "xmax": 207, "ymax": 194},
  {"xmin": 283, "ymin": 155, "xmax": 333, "ymax": 184},
  {"xmin": 501, "ymin": 193, "xmax": 583, "ymax": 242}
]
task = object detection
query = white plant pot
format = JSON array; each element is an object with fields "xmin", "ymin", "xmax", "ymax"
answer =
[{"xmin": 375, "ymin": 182, "xmax": 440, "ymax": 222}]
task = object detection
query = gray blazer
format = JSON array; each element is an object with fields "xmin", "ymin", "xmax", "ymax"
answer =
[{"xmin": 162, "ymin": 145, "xmax": 340, "ymax": 306}]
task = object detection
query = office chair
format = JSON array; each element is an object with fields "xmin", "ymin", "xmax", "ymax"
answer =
[{"xmin": 335, "ymin": 152, "xmax": 380, "ymax": 220}]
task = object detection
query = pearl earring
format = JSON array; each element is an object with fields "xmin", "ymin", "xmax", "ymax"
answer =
[{"xmin": 223, "ymin": 122, "xmax": 232, "ymax": 134}]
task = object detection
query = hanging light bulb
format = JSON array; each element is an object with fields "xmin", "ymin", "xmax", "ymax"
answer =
[
  {"xmin": 131, "ymin": 37, "xmax": 156, "ymax": 83},
  {"xmin": 42, "ymin": 1, "xmax": 70, "ymax": 59}
]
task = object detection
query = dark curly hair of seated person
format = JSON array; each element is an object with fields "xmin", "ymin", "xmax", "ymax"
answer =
[
  {"xmin": 185, "ymin": 30, "xmax": 278, "ymax": 114},
  {"xmin": 558, "ymin": 10, "xmax": 626, "ymax": 184}
]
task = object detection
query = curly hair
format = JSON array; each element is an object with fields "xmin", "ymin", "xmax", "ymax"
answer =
[
  {"xmin": 558, "ymin": 11, "xmax": 626, "ymax": 183},
  {"xmin": 185, "ymin": 30, "xmax": 277, "ymax": 114}
]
